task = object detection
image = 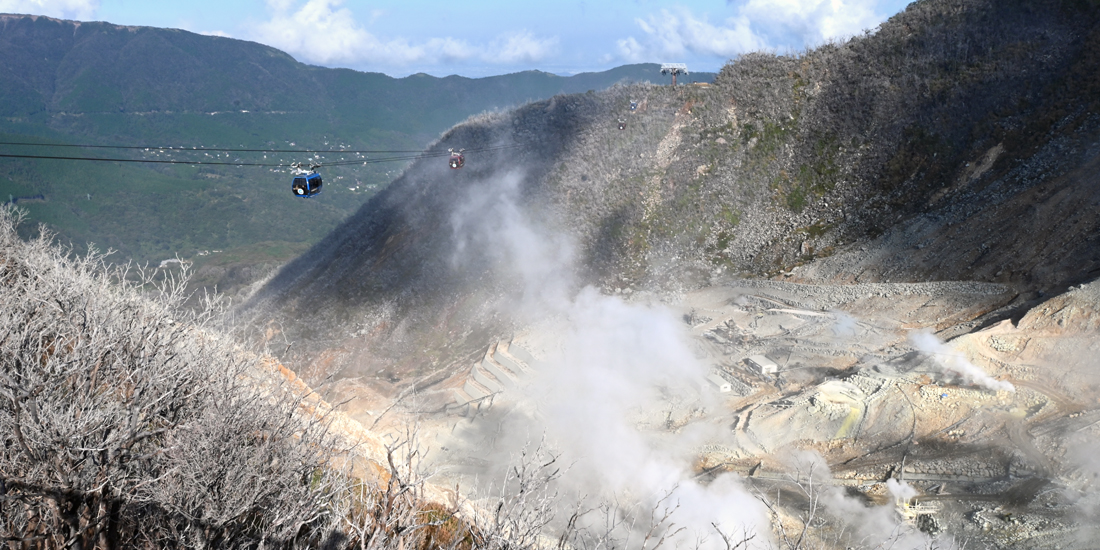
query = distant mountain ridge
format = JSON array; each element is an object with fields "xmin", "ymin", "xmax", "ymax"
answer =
[
  {"xmin": 0, "ymin": 12, "xmax": 714, "ymax": 262},
  {"xmin": 0, "ymin": 14, "xmax": 712, "ymax": 127}
]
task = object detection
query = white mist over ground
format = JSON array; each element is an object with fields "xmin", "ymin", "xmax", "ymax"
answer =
[
  {"xmin": 530, "ymin": 288, "xmax": 772, "ymax": 547},
  {"xmin": 443, "ymin": 171, "xmax": 966, "ymax": 548},
  {"xmin": 780, "ymin": 451, "xmax": 935, "ymax": 549},
  {"xmin": 908, "ymin": 331, "xmax": 1015, "ymax": 392},
  {"xmin": 830, "ymin": 310, "xmax": 860, "ymax": 338},
  {"xmin": 448, "ymin": 171, "xmax": 772, "ymax": 547}
]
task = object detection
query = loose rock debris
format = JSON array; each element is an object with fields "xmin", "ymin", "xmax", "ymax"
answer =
[{"xmin": 412, "ymin": 279, "xmax": 1100, "ymax": 548}]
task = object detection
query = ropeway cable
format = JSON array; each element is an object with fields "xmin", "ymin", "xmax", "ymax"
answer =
[
  {"xmin": 0, "ymin": 143, "xmax": 526, "ymax": 168},
  {"xmin": 0, "ymin": 140, "xmax": 433, "ymax": 154}
]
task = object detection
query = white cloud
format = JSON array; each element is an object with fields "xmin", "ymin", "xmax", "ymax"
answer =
[
  {"xmin": 253, "ymin": 0, "xmax": 377, "ymax": 65},
  {"xmin": 617, "ymin": 0, "xmax": 894, "ymax": 63},
  {"xmin": 617, "ymin": 8, "xmax": 765, "ymax": 62},
  {"xmin": 0, "ymin": 0, "xmax": 98, "ymax": 20},
  {"xmin": 250, "ymin": 0, "xmax": 554, "ymax": 71},
  {"xmin": 483, "ymin": 31, "xmax": 558, "ymax": 64},
  {"xmin": 739, "ymin": 0, "xmax": 883, "ymax": 45}
]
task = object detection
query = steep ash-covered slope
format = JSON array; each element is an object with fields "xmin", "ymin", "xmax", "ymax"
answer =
[
  {"xmin": 243, "ymin": 0, "xmax": 1100, "ymax": 390},
  {"xmin": 240, "ymin": 89, "xmax": 684, "ymax": 383}
]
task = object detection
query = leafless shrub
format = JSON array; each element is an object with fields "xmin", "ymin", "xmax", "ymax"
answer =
[
  {"xmin": 480, "ymin": 439, "xmax": 562, "ymax": 550},
  {"xmin": 327, "ymin": 424, "xmax": 473, "ymax": 550},
  {"xmin": 0, "ymin": 205, "xmax": 342, "ymax": 548},
  {"xmin": 2, "ymin": 210, "xmax": 648, "ymax": 549},
  {"xmin": 754, "ymin": 460, "xmax": 828, "ymax": 550}
]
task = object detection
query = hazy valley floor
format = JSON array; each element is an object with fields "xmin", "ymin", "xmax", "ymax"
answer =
[{"xmin": 319, "ymin": 271, "xmax": 1100, "ymax": 549}]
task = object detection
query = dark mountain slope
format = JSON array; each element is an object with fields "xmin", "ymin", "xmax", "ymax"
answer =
[
  {"xmin": 800, "ymin": 141, "xmax": 1100, "ymax": 293},
  {"xmin": 793, "ymin": 8, "xmax": 1100, "ymax": 300},
  {"xmin": 239, "ymin": 92, "xmax": 662, "ymax": 380},
  {"xmin": 242, "ymin": 0, "xmax": 1100, "ymax": 388},
  {"xmin": 0, "ymin": 15, "xmax": 310, "ymax": 116}
]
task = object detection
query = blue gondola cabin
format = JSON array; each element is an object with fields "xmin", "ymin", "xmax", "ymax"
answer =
[{"xmin": 292, "ymin": 172, "xmax": 323, "ymax": 197}]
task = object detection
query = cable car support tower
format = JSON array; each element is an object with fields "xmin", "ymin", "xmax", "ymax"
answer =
[{"xmin": 660, "ymin": 63, "xmax": 689, "ymax": 86}]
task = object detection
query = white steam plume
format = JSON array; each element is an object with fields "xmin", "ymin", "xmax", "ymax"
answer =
[
  {"xmin": 448, "ymin": 171, "xmax": 771, "ymax": 547},
  {"xmin": 785, "ymin": 451, "xmax": 934, "ymax": 548},
  {"xmin": 531, "ymin": 287, "xmax": 772, "ymax": 547},
  {"xmin": 909, "ymin": 331, "xmax": 1015, "ymax": 392},
  {"xmin": 885, "ymin": 477, "xmax": 918, "ymax": 502}
]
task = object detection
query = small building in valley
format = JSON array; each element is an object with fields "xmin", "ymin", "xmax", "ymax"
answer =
[
  {"xmin": 745, "ymin": 354, "xmax": 779, "ymax": 375},
  {"xmin": 707, "ymin": 372, "xmax": 733, "ymax": 393}
]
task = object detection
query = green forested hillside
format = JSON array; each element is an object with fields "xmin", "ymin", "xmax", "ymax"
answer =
[{"xmin": 0, "ymin": 13, "xmax": 713, "ymax": 263}]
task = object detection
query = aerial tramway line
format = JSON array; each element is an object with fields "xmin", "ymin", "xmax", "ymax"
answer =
[
  {"xmin": 0, "ymin": 140, "xmax": 518, "ymax": 199},
  {"xmin": 3, "ymin": 66, "xmax": 681, "ymax": 199}
]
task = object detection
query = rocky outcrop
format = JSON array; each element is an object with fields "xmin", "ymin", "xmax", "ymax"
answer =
[{"xmin": 1017, "ymin": 279, "xmax": 1100, "ymax": 332}]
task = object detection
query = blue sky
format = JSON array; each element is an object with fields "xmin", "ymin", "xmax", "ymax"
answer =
[{"xmin": 1, "ymin": 0, "xmax": 913, "ymax": 77}]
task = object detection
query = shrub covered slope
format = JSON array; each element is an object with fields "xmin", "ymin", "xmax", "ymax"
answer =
[{"xmin": 0, "ymin": 205, "xmax": 350, "ymax": 546}]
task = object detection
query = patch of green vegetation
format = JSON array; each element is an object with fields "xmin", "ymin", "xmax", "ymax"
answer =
[
  {"xmin": 801, "ymin": 222, "xmax": 832, "ymax": 238},
  {"xmin": 720, "ymin": 207, "xmax": 741, "ymax": 227},
  {"xmin": 757, "ymin": 120, "xmax": 793, "ymax": 153},
  {"xmin": 785, "ymin": 185, "xmax": 808, "ymax": 212},
  {"xmin": 715, "ymin": 230, "xmax": 732, "ymax": 251},
  {"xmin": 740, "ymin": 123, "xmax": 757, "ymax": 145},
  {"xmin": 791, "ymin": 74, "xmax": 808, "ymax": 98},
  {"xmin": 883, "ymin": 124, "xmax": 948, "ymax": 192},
  {"xmin": 624, "ymin": 220, "xmax": 651, "ymax": 260},
  {"xmin": 798, "ymin": 136, "xmax": 841, "ymax": 193},
  {"xmin": 698, "ymin": 122, "xmax": 738, "ymax": 166},
  {"xmin": 771, "ymin": 133, "xmax": 842, "ymax": 213}
]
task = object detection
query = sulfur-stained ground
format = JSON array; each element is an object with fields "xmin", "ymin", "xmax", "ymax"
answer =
[{"xmin": 401, "ymin": 277, "xmax": 1100, "ymax": 548}]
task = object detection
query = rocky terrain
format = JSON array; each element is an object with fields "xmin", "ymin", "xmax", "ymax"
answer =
[
  {"xmin": 397, "ymin": 278, "xmax": 1098, "ymax": 549},
  {"xmin": 233, "ymin": 0, "xmax": 1100, "ymax": 547}
]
